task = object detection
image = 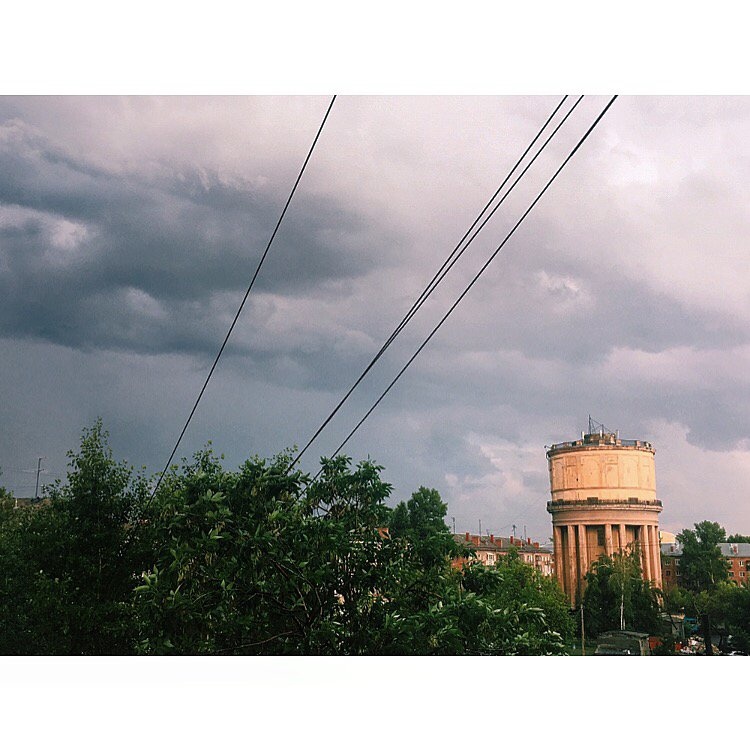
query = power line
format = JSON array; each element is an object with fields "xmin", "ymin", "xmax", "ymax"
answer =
[
  {"xmin": 148, "ymin": 95, "xmax": 337, "ymax": 502},
  {"xmin": 318, "ymin": 96, "xmax": 618, "ymax": 472},
  {"xmin": 291, "ymin": 95, "xmax": 579, "ymax": 469}
]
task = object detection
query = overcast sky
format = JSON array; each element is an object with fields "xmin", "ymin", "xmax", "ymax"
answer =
[{"xmin": 2, "ymin": 95, "xmax": 750, "ymax": 539}]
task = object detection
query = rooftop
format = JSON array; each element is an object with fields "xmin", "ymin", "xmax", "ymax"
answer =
[
  {"xmin": 661, "ymin": 542, "xmax": 750, "ymax": 557},
  {"xmin": 547, "ymin": 432, "xmax": 653, "ymax": 454},
  {"xmin": 719, "ymin": 542, "xmax": 750, "ymax": 557},
  {"xmin": 454, "ymin": 533, "xmax": 552, "ymax": 553}
]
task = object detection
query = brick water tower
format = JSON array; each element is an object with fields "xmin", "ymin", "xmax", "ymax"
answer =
[{"xmin": 546, "ymin": 418, "xmax": 662, "ymax": 604}]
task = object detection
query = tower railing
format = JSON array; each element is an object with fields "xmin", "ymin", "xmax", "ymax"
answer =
[
  {"xmin": 547, "ymin": 437, "xmax": 652, "ymax": 452},
  {"xmin": 546, "ymin": 497, "xmax": 662, "ymax": 510}
]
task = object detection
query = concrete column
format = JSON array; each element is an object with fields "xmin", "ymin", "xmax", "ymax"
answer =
[
  {"xmin": 650, "ymin": 525, "xmax": 662, "ymax": 587},
  {"xmin": 553, "ymin": 525, "xmax": 564, "ymax": 590},
  {"xmin": 566, "ymin": 524, "xmax": 578, "ymax": 604},
  {"xmin": 578, "ymin": 524, "xmax": 588, "ymax": 579},
  {"xmin": 641, "ymin": 525, "xmax": 652, "ymax": 580},
  {"xmin": 649, "ymin": 525, "xmax": 658, "ymax": 584},
  {"xmin": 604, "ymin": 523, "xmax": 614, "ymax": 557},
  {"xmin": 619, "ymin": 523, "xmax": 627, "ymax": 553}
]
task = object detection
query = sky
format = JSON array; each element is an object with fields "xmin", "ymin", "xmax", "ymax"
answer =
[{"xmin": 2, "ymin": 94, "xmax": 750, "ymax": 540}]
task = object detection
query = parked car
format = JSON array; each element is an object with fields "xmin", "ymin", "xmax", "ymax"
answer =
[{"xmin": 594, "ymin": 631, "xmax": 651, "ymax": 655}]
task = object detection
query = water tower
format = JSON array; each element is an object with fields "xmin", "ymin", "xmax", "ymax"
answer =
[{"xmin": 546, "ymin": 418, "xmax": 662, "ymax": 604}]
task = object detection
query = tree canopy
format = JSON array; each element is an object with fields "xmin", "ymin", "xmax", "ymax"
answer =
[
  {"xmin": 0, "ymin": 421, "xmax": 151, "ymax": 654},
  {"xmin": 581, "ymin": 550, "xmax": 661, "ymax": 638},
  {"xmin": 0, "ymin": 469, "xmax": 12, "ymax": 502},
  {"xmin": 667, "ymin": 521, "xmax": 738, "ymax": 655},
  {"xmin": 676, "ymin": 520, "xmax": 730, "ymax": 593},
  {"xmin": 0, "ymin": 422, "xmax": 573, "ymax": 655}
]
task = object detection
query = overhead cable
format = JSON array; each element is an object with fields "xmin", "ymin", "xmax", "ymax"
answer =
[
  {"xmin": 148, "ymin": 95, "xmax": 337, "ymax": 501},
  {"xmin": 318, "ymin": 96, "xmax": 618, "ymax": 473},
  {"xmin": 291, "ymin": 95, "xmax": 579, "ymax": 468}
]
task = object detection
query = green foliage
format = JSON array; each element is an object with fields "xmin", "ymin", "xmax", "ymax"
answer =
[
  {"xmin": 134, "ymin": 451, "xmax": 406, "ymax": 655},
  {"xmin": 0, "ymin": 420, "xmax": 149, "ymax": 654},
  {"xmin": 713, "ymin": 583, "xmax": 750, "ymax": 652},
  {"xmin": 466, "ymin": 549, "xmax": 574, "ymax": 648},
  {"xmin": 727, "ymin": 533, "xmax": 750, "ymax": 544},
  {"xmin": 133, "ymin": 455, "xmax": 573, "ymax": 655},
  {"xmin": 1, "ymin": 423, "xmax": 575, "ymax": 656},
  {"xmin": 388, "ymin": 487, "xmax": 461, "ymax": 569},
  {"xmin": 665, "ymin": 582, "xmax": 750, "ymax": 652},
  {"xmin": 346, "ymin": 548, "xmax": 573, "ymax": 656},
  {"xmin": 582, "ymin": 551, "xmax": 661, "ymax": 638},
  {"xmin": 0, "ymin": 468, "xmax": 12, "ymax": 503},
  {"xmin": 677, "ymin": 521, "xmax": 729, "ymax": 592}
]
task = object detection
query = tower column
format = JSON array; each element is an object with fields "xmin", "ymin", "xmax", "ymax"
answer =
[
  {"xmin": 650, "ymin": 525, "xmax": 658, "ymax": 584},
  {"xmin": 553, "ymin": 525, "xmax": 564, "ymax": 589},
  {"xmin": 566, "ymin": 524, "xmax": 578, "ymax": 603},
  {"xmin": 619, "ymin": 523, "xmax": 627, "ymax": 553},
  {"xmin": 604, "ymin": 523, "xmax": 614, "ymax": 557},
  {"xmin": 650, "ymin": 525, "xmax": 661, "ymax": 587},
  {"xmin": 578, "ymin": 524, "xmax": 588, "ymax": 580},
  {"xmin": 641, "ymin": 525, "xmax": 652, "ymax": 580}
]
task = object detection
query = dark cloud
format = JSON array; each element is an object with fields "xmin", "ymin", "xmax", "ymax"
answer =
[
  {"xmin": 0, "ymin": 116, "xmax": 392, "ymax": 360},
  {"xmin": 2, "ymin": 97, "xmax": 750, "ymax": 538}
]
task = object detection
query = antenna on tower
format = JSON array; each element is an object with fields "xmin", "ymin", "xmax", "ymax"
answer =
[{"xmin": 588, "ymin": 416, "xmax": 611, "ymax": 436}]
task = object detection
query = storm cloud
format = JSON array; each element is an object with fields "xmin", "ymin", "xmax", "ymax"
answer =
[{"xmin": 2, "ymin": 95, "xmax": 750, "ymax": 539}]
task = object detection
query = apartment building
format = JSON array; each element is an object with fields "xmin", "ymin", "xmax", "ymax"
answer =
[{"xmin": 452, "ymin": 533, "xmax": 554, "ymax": 577}]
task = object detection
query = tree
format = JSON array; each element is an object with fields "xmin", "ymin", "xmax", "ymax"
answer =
[
  {"xmin": 134, "ymin": 450, "xmax": 421, "ymax": 655},
  {"xmin": 0, "ymin": 472, "xmax": 36, "ymax": 652},
  {"xmin": 388, "ymin": 487, "xmax": 461, "ymax": 569},
  {"xmin": 0, "ymin": 421, "xmax": 150, "ymax": 654},
  {"xmin": 666, "ymin": 580, "xmax": 750, "ymax": 654},
  {"xmin": 1, "ymin": 423, "xmax": 574, "ymax": 656},
  {"xmin": 470, "ymin": 547, "xmax": 574, "ymax": 646},
  {"xmin": 370, "ymin": 547, "xmax": 572, "ymax": 656},
  {"xmin": 581, "ymin": 550, "xmax": 661, "ymax": 638},
  {"xmin": 714, "ymin": 582, "xmax": 750, "ymax": 652},
  {"xmin": 0, "ymin": 469, "xmax": 12, "ymax": 503},
  {"xmin": 677, "ymin": 521, "xmax": 729, "ymax": 592},
  {"xmin": 133, "ymin": 452, "xmax": 571, "ymax": 655},
  {"xmin": 674, "ymin": 521, "xmax": 731, "ymax": 655},
  {"xmin": 727, "ymin": 534, "xmax": 750, "ymax": 544}
]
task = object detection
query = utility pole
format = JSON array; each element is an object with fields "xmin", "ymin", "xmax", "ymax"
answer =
[
  {"xmin": 479, "ymin": 519, "xmax": 482, "ymax": 537},
  {"xmin": 580, "ymin": 602, "xmax": 585, "ymax": 655},
  {"xmin": 452, "ymin": 516, "xmax": 456, "ymax": 534},
  {"xmin": 34, "ymin": 457, "xmax": 46, "ymax": 500},
  {"xmin": 512, "ymin": 523, "xmax": 517, "ymax": 538}
]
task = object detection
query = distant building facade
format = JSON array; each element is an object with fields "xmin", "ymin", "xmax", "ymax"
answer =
[
  {"xmin": 453, "ymin": 533, "xmax": 554, "ymax": 577},
  {"xmin": 661, "ymin": 541, "xmax": 750, "ymax": 589},
  {"xmin": 546, "ymin": 423, "xmax": 663, "ymax": 604}
]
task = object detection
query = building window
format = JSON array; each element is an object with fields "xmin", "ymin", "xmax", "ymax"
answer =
[
  {"xmin": 597, "ymin": 527, "xmax": 605, "ymax": 546},
  {"xmin": 665, "ymin": 570, "xmax": 671, "ymax": 577},
  {"xmin": 741, "ymin": 572, "xmax": 746, "ymax": 578}
]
